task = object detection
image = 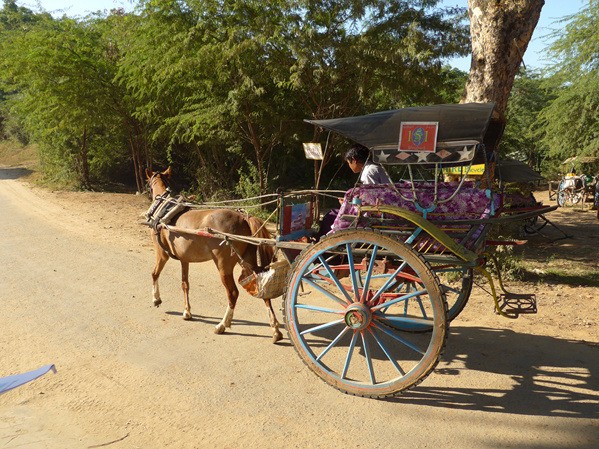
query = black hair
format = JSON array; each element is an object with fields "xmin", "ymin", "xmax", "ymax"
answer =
[{"xmin": 344, "ymin": 144, "xmax": 371, "ymax": 164}]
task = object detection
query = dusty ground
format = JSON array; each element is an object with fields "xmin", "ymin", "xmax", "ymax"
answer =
[{"xmin": 1, "ymin": 165, "xmax": 598, "ymax": 449}]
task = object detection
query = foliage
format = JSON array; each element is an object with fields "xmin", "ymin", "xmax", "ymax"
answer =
[
  {"xmin": 537, "ymin": 0, "xmax": 599, "ymax": 170},
  {"xmin": 0, "ymin": 6, "xmax": 134, "ymax": 188},
  {"xmin": 502, "ymin": 69, "xmax": 555, "ymax": 171},
  {"xmin": 0, "ymin": 0, "xmax": 469, "ymax": 194}
]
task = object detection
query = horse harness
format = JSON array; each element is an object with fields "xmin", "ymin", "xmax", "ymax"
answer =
[{"xmin": 144, "ymin": 190, "xmax": 258, "ymax": 269}]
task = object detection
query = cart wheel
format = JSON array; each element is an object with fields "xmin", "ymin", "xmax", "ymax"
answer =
[
  {"xmin": 284, "ymin": 230, "xmax": 447, "ymax": 398},
  {"xmin": 557, "ymin": 190, "xmax": 566, "ymax": 207},
  {"xmin": 433, "ymin": 266, "xmax": 473, "ymax": 323}
]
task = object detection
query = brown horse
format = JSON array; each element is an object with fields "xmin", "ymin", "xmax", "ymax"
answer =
[{"xmin": 146, "ymin": 167, "xmax": 283, "ymax": 343}]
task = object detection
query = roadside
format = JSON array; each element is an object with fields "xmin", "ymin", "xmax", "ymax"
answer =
[{"xmin": 1, "ymin": 155, "xmax": 598, "ymax": 449}]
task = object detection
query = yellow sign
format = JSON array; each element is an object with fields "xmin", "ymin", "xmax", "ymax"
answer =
[{"xmin": 443, "ymin": 164, "xmax": 486, "ymax": 176}]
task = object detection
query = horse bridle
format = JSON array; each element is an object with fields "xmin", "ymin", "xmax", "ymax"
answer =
[{"xmin": 147, "ymin": 172, "xmax": 171, "ymax": 200}]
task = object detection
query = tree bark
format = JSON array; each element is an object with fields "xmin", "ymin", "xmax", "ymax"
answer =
[
  {"xmin": 79, "ymin": 126, "xmax": 91, "ymax": 189},
  {"xmin": 462, "ymin": 0, "xmax": 544, "ymax": 153}
]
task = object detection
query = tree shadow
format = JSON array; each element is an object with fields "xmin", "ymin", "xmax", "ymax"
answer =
[
  {"xmin": 0, "ymin": 167, "xmax": 33, "ymax": 180},
  {"xmin": 394, "ymin": 326, "xmax": 599, "ymax": 419}
]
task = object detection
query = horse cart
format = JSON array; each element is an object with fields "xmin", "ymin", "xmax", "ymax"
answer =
[{"xmin": 145, "ymin": 103, "xmax": 556, "ymax": 398}]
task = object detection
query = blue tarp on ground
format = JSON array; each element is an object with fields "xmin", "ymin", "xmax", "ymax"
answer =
[{"xmin": 0, "ymin": 364, "xmax": 56, "ymax": 395}]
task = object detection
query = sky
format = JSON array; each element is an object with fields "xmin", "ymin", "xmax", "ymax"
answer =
[{"xmin": 17, "ymin": 0, "xmax": 588, "ymax": 72}]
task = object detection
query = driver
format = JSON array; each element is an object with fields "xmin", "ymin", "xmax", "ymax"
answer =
[
  {"xmin": 315, "ymin": 145, "xmax": 392, "ymax": 240},
  {"xmin": 344, "ymin": 144, "xmax": 392, "ymax": 185}
]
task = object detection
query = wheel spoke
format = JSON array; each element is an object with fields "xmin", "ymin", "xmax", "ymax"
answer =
[
  {"xmin": 368, "ymin": 328, "xmax": 405, "ymax": 375},
  {"xmin": 416, "ymin": 296, "xmax": 427, "ymax": 318},
  {"xmin": 444, "ymin": 284, "xmax": 461, "ymax": 294},
  {"xmin": 377, "ymin": 314, "xmax": 434, "ymax": 328},
  {"xmin": 317, "ymin": 255, "xmax": 353, "ymax": 304},
  {"xmin": 370, "ymin": 261, "xmax": 407, "ymax": 304},
  {"xmin": 361, "ymin": 332, "xmax": 376, "ymax": 385},
  {"xmin": 371, "ymin": 288, "xmax": 428, "ymax": 311},
  {"xmin": 360, "ymin": 245, "xmax": 379, "ymax": 303},
  {"xmin": 371, "ymin": 322, "xmax": 426, "ymax": 355},
  {"xmin": 402, "ymin": 283, "xmax": 412, "ymax": 315},
  {"xmin": 317, "ymin": 326, "xmax": 351, "ymax": 362},
  {"xmin": 302, "ymin": 276, "xmax": 348, "ymax": 307},
  {"xmin": 295, "ymin": 304, "xmax": 343, "ymax": 314},
  {"xmin": 341, "ymin": 332, "xmax": 358, "ymax": 379},
  {"xmin": 346, "ymin": 243, "xmax": 359, "ymax": 302},
  {"xmin": 299, "ymin": 318, "xmax": 344, "ymax": 336}
]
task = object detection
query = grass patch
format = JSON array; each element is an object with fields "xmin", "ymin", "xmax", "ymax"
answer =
[{"xmin": 0, "ymin": 141, "xmax": 39, "ymax": 169}]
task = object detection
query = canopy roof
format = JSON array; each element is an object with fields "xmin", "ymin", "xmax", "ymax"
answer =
[
  {"xmin": 496, "ymin": 159, "xmax": 544, "ymax": 183},
  {"xmin": 305, "ymin": 103, "xmax": 495, "ymax": 150},
  {"xmin": 306, "ymin": 103, "xmax": 497, "ymax": 166}
]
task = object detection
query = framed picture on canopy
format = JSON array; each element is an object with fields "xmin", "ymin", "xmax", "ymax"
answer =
[{"xmin": 398, "ymin": 122, "xmax": 438, "ymax": 152}]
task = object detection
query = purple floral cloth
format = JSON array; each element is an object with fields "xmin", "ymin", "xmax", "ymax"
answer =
[{"xmin": 330, "ymin": 181, "xmax": 498, "ymax": 251}]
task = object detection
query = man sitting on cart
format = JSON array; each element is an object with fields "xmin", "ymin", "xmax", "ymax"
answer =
[
  {"xmin": 316, "ymin": 144, "xmax": 392, "ymax": 240},
  {"xmin": 345, "ymin": 144, "xmax": 392, "ymax": 185}
]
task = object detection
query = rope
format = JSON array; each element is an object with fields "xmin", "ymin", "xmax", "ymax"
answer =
[
  {"xmin": 199, "ymin": 193, "xmax": 278, "ymax": 205},
  {"xmin": 178, "ymin": 189, "xmax": 346, "ymax": 211},
  {"xmin": 249, "ymin": 208, "xmax": 277, "ymax": 238}
]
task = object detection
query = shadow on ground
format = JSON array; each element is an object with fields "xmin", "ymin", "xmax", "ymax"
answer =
[
  {"xmin": 0, "ymin": 167, "xmax": 33, "ymax": 180},
  {"xmin": 396, "ymin": 326, "xmax": 598, "ymax": 420}
]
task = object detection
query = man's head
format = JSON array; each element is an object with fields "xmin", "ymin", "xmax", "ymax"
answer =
[{"xmin": 344, "ymin": 144, "xmax": 371, "ymax": 173}]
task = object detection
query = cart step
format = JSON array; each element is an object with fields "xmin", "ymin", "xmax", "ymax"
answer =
[{"xmin": 497, "ymin": 293, "xmax": 537, "ymax": 317}]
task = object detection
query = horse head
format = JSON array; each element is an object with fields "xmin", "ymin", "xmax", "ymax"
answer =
[{"xmin": 146, "ymin": 167, "xmax": 172, "ymax": 199}]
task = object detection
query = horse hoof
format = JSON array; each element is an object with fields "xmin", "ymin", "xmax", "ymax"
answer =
[
  {"xmin": 214, "ymin": 324, "xmax": 226, "ymax": 334},
  {"xmin": 183, "ymin": 311, "xmax": 192, "ymax": 320},
  {"xmin": 153, "ymin": 298, "xmax": 162, "ymax": 307},
  {"xmin": 272, "ymin": 331, "xmax": 283, "ymax": 344}
]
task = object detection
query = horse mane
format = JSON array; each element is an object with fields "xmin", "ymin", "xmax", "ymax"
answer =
[{"xmin": 245, "ymin": 215, "xmax": 275, "ymax": 268}]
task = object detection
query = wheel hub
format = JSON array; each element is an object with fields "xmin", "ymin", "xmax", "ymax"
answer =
[{"xmin": 344, "ymin": 303, "xmax": 372, "ymax": 330}]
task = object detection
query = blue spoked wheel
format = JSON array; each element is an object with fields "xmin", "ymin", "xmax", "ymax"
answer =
[{"xmin": 284, "ymin": 230, "xmax": 447, "ymax": 398}]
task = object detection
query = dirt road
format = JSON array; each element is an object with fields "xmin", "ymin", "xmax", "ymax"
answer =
[{"xmin": 1, "ymin": 167, "xmax": 598, "ymax": 448}]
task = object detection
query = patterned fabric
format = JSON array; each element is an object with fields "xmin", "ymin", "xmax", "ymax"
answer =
[{"xmin": 331, "ymin": 181, "xmax": 498, "ymax": 235}]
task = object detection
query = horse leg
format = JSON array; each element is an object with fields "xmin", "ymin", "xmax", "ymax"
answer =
[
  {"xmin": 214, "ymin": 269, "xmax": 238, "ymax": 335},
  {"xmin": 264, "ymin": 299, "xmax": 283, "ymax": 343},
  {"xmin": 181, "ymin": 261, "xmax": 192, "ymax": 320},
  {"xmin": 152, "ymin": 250, "xmax": 169, "ymax": 307}
]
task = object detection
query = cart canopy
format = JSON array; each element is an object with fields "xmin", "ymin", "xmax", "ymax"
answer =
[
  {"xmin": 496, "ymin": 159, "xmax": 544, "ymax": 183},
  {"xmin": 305, "ymin": 103, "xmax": 495, "ymax": 165}
]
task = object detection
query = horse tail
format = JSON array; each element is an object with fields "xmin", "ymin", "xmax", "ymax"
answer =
[{"xmin": 245, "ymin": 215, "xmax": 275, "ymax": 268}]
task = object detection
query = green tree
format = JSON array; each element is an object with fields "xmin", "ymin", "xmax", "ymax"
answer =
[
  {"xmin": 502, "ymin": 69, "xmax": 555, "ymax": 171},
  {"xmin": 0, "ymin": 0, "xmax": 49, "ymax": 142},
  {"xmin": 0, "ymin": 6, "xmax": 147, "ymax": 189},
  {"xmin": 537, "ymin": 0, "xmax": 599, "ymax": 166},
  {"xmin": 118, "ymin": 0, "xmax": 469, "ymax": 196}
]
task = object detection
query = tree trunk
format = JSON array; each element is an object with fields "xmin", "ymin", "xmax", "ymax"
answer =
[
  {"xmin": 244, "ymin": 112, "xmax": 266, "ymax": 198},
  {"xmin": 79, "ymin": 126, "xmax": 91, "ymax": 189},
  {"xmin": 462, "ymin": 0, "xmax": 544, "ymax": 153}
]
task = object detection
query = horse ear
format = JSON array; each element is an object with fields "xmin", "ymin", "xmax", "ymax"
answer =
[
  {"xmin": 145, "ymin": 168, "xmax": 152, "ymax": 180},
  {"xmin": 163, "ymin": 166, "xmax": 172, "ymax": 178}
]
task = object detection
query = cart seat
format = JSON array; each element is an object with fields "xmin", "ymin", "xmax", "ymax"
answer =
[
  {"xmin": 332, "ymin": 182, "xmax": 496, "ymax": 229},
  {"xmin": 331, "ymin": 181, "xmax": 499, "ymax": 254}
]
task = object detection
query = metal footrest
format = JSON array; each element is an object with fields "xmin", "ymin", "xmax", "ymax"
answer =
[{"xmin": 498, "ymin": 293, "xmax": 537, "ymax": 317}]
